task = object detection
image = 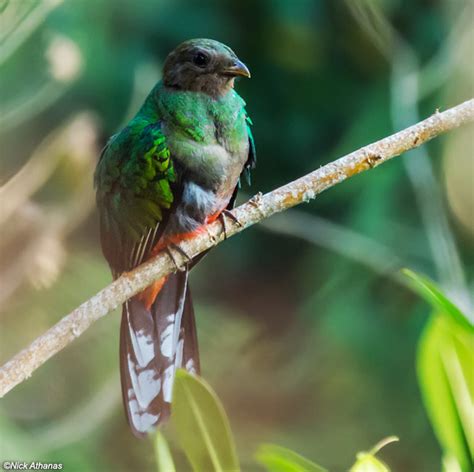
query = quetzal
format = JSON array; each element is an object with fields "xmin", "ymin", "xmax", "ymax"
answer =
[{"xmin": 94, "ymin": 39, "xmax": 255, "ymax": 437}]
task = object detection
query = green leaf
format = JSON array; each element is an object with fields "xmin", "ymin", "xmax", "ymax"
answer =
[
  {"xmin": 171, "ymin": 369, "xmax": 240, "ymax": 472},
  {"xmin": 417, "ymin": 313, "xmax": 474, "ymax": 471},
  {"xmin": 154, "ymin": 431, "xmax": 176, "ymax": 472},
  {"xmin": 255, "ymin": 443, "xmax": 328, "ymax": 472},
  {"xmin": 401, "ymin": 269, "xmax": 473, "ymax": 333},
  {"xmin": 349, "ymin": 436, "xmax": 399, "ymax": 472},
  {"xmin": 350, "ymin": 453, "xmax": 390, "ymax": 472},
  {"xmin": 442, "ymin": 453, "xmax": 464, "ymax": 472}
]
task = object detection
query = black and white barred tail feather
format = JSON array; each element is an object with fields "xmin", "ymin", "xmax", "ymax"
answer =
[{"xmin": 119, "ymin": 270, "xmax": 199, "ymax": 437}]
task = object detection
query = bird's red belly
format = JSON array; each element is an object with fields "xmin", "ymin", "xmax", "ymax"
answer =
[{"xmin": 137, "ymin": 206, "xmax": 226, "ymax": 310}]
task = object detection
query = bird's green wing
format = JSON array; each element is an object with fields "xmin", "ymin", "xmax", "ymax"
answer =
[
  {"xmin": 226, "ymin": 110, "xmax": 256, "ymax": 212},
  {"xmin": 94, "ymin": 119, "xmax": 176, "ymax": 276},
  {"xmin": 243, "ymin": 113, "xmax": 256, "ymax": 186}
]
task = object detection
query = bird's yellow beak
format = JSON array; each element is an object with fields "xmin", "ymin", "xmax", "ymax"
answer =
[{"xmin": 222, "ymin": 59, "xmax": 251, "ymax": 78}]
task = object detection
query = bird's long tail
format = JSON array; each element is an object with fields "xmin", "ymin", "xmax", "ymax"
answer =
[{"xmin": 119, "ymin": 269, "xmax": 200, "ymax": 437}]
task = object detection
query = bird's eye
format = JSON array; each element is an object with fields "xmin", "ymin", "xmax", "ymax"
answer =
[{"xmin": 193, "ymin": 51, "xmax": 209, "ymax": 68}]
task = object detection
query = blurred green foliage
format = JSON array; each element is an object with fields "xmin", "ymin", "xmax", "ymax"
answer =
[
  {"xmin": 1, "ymin": 0, "xmax": 473, "ymax": 471},
  {"xmin": 155, "ymin": 432, "xmax": 176, "ymax": 472},
  {"xmin": 255, "ymin": 444, "xmax": 328, "ymax": 472},
  {"xmin": 159, "ymin": 369, "xmax": 398, "ymax": 471},
  {"xmin": 403, "ymin": 270, "xmax": 473, "ymax": 471},
  {"xmin": 172, "ymin": 370, "xmax": 240, "ymax": 471}
]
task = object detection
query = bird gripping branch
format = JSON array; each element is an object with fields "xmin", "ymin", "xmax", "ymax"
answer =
[{"xmin": 94, "ymin": 39, "xmax": 255, "ymax": 437}]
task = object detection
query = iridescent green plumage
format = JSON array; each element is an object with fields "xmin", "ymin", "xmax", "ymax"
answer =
[
  {"xmin": 94, "ymin": 38, "xmax": 255, "ymax": 437},
  {"xmin": 95, "ymin": 110, "xmax": 177, "ymax": 273},
  {"xmin": 95, "ymin": 81, "xmax": 254, "ymax": 275}
]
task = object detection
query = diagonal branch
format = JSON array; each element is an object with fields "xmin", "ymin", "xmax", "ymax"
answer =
[{"xmin": 1, "ymin": 98, "xmax": 473, "ymax": 398}]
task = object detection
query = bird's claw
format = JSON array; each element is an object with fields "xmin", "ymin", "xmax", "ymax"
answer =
[
  {"xmin": 166, "ymin": 243, "xmax": 192, "ymax": 272},
  {"xmin": 223, "ymin": 209, "xmax": 242, "ymax": 226},
  {"xmin": 249, "ymin": 192, "xmax": 263, "ymax": 208},
  {"xmin": 219, "ymin": 210, "xmax": 242, "ymax": 240},
  {"xmin": 248, "ymin": 192, "xmax": 265, "ymax": 217},
  {"xmin": 204, "ymin": 226, "xmax": 218, "ymax": 245}
]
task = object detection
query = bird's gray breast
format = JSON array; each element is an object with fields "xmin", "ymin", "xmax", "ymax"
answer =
[
  {"xmin": 166, "ymin": 128, "xmax": 247, "ymax": 191},
  {"xmin": 161, "ymin": 92, "xmax": 249, "ymax": 233},
  {"xmin": 167, "ymin": 181, "xmax": 222, "ymax": 233}
]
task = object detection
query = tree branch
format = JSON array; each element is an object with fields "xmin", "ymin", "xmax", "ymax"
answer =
[{"xmin": 1, "ymin": 98, "xmax": 473, "ymax": 398}]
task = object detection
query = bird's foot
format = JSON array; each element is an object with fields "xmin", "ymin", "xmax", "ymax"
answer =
[
  {"xmin": 166, "ymin": 243, "xmax": 192, "ymax": 272},
  {"xmin": 222, "ymin": 209, "xmax": 242, "ymax": 226},
  {"xmin": 249, "ymin": 192, "xmax": 263, "ymax": 208},
  {"xmin": 204, "ymin": 225, "xmax": 218, "ymax": 245},
  {"xmin": 248, "ymin": 192, "xmax": 265, "ymax": 218},
  {"xmin": 219, "ymin": 210, "xmax": 242, "ymax": 240}
]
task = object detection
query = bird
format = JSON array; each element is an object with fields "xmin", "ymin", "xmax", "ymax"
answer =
[{"xmin": 94, "ymin": 38, "xmax": 255, "ymax": 437}]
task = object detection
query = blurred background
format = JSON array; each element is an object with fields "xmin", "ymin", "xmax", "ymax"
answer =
[{"xmin": 0, "ymin": 0, "xmax": 473, "ymax": 470}]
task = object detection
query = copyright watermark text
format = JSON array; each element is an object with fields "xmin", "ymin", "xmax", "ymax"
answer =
[{"xmin": 2, "ymin": 463, "xmax": 63, "ymax": 470}]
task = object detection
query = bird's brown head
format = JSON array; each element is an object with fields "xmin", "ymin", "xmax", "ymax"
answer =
[{"xmin": 163, "ymin": 39, "xmax": 250, "ymax": 97}]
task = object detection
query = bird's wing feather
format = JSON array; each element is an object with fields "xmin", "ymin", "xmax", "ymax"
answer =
[
  {"xmin": 228, "ymin": 110, "xmax": 256, "ymax": 209},
  {"xmin": 243, "ymin": 113, "xmax": 256, "ymax": 186},
  {"xmin": 95, "ymin": 120, "xmax": 177, "ymax": 276}
]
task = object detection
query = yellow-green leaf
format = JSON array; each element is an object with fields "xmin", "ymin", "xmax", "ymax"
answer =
[
  {"xmin": 401, "ymin": 269, "xmax": 473, "ymax": 333},
  {"xmin": 154, "ymin": 431, "xmax": 176, "ymax": 472},
  {"xmin": 171, "ymin": 369, "xmax": 239, "ymax": 472},
  {"xmin": 255, "ymin": 443, "xmax": 328, "ymax": 472},
  {"xmin": 349, "ymin": 436, "xmax": 398, "ymax": 472},
  {"xmin": 350, "ymin": 453, "xmax": 390, "ymax": 472},
  {"xmin": 417, "ymin": 313, "xmax": 474, "ymax": 471}
]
